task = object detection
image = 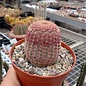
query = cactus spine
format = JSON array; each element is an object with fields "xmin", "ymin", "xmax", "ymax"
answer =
[
  {"xmin": 76, "ymin": 62, "xmax": 86, "ymax": 86},
  {"xmin": 13, "ymin": 23, "xmax": 28, "ymax": 35},
  {"xmin": 25, "ymin": 20, "xmax": 61, "ymax": 67},
  {"xmin": 3, "ymin": 61, "xmax": 9, "ymax": 73},
  {"xmin": 0, "ymin": 51, "xmax": 2, "ymax": 84}
]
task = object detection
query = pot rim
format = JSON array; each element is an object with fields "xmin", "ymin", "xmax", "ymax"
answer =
[{"xmin": 9, "ymin": 39, "xmax": 76, "ymax": 79}]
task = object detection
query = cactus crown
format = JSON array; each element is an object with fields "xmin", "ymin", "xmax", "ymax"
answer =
[
  {"xmin": 25, "ymin": 20, "xmax": 61, "ymax": 67},
  {"xmin": 13, "ymin": 23, "xmax": 28, "ymax": 35}
]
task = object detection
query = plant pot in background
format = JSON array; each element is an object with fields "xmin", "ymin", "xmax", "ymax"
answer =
[
  {"xmin": 8, "ymin": 30, "xmax": 25, "ymax": 41},
  {"xmin": 9, "ymin": 39, "xmax": 76, "ymax": 86},
  {"xmin": 8, "ymin": 23, "xmax": 28, "ymax": 41}
]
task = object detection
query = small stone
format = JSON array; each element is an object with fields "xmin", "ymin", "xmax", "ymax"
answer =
[
  {"xmin": 70, "ymin": 59, "xmax": 74, "ymax": 64},
  {"xmin": 21, "ymin": 67, "xmax": 25, "ymax": 71},
  {"xmin": 55, "ymin": 64, "xmax": 61, "ymax": 69},
  {"xmin": 26, "ymin": 65, "xmax": 29, "ymax": 68},
  {"xmin": 35, "ymin": 70, "xmax": 43, "ymax": 76},
  {"xmin": 61, "ymin": 53, "xmax": 66, "ymax": 58},
  {"xmin": 43, "ymin": 71, "xmax": 47, "ymax": 76},
  {"xmin": 19, "ymin": 58, "xmax": 24, "ymax": 63},
  {"xmin": 14, "ymin": 62, "xmax": 20, "ymax": 67},
  {"xmin": 15, "ymin": 45, "xmax": 21, "ymax": 49},
  {"xmin": 49, "ymin": 71, "xmax": 56, "ymax": 76},
  {"xmin": 60, "ymin": 59, "xmax": 64, "ymax": 65},
  {"xmin": 13, "ymin": 53, "xmax": 16, "ymax": 57},
  {"xmin": 16, "ymin": 53, "xmax": 20, "ymax": 57},
  {"xmin": 25, "ymin": 62, "xmax": 28, "ymax": 65},
  {"xmin": 24, "ymin": 68, "xmax": 29, "ymax": 72},
  {"xmin": 19, "ymin": 51, "xmax": 23, "ymax": 54},
  {"xmin": 29, "ymin": 66, "xmax": 32, "ymax": 69},
  {"xmin": 55, "ymin": 70, "xmax": 60, "ymax": 74},
  {"xmin": 21, "ymin": 43, "xmax": 24, "ymax": 46},
  {"xmin": 63, "ymin": 65, "xmax": 67, "ymax": 70},
  {"xmin": 28, "ymin": 67, "xmax": 35, "ymax": 74},
  {"xmin": 56, "ymin": 56, "xmax": 61, "ymax": 62},
  {"xmin": 42, "ymin": 68, "xmax": 47, "ymax": 71},
  {"xmin": 47, "ymin": 66, "xmax": 51, "ymax": 71},
  {"xmin": 35, "ymin": 67, "xmax": 43, "ymax": 74},
  {"xmin": 15, "ymin": 58, "xmax": 19, "ymax": 61},
  {"xmin": 19, "ymin": 63, "xmax": 24, "ymax": 68},
  {"xmin": 55, "ymin": 64, "xmax": 59, "ymax": 69},
  {"xmin": 50, "ymin": 65, "xmax": 54, "ymax": 69},
  {"xmin": 12, "ymin": 57, "xmax": 15, "ymax": 61},
  {"xmin": 20, "ymin": 54, "xmax": 25, "ymax": 58},
  {"xmin": 52, "ymin": 68, "xmax": 57, "ymax": 73}
]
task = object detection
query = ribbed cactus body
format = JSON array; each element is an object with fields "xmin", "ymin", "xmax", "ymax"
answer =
[
  {"xmin": 25, "ymin": 20, "xmax": 61, "ymax": 67},
  {"xmin": 13, "ymin": 23, "xmax": 28, "ymax": 35}
]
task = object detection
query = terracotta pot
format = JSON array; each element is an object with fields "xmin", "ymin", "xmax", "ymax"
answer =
[
  {"xmin": 8, "ymin": 30, "xmax": 25, "ymax": 41},
  {"xmin": 9, "ymin": 39, "xmax": 76, "ymax": 86}
]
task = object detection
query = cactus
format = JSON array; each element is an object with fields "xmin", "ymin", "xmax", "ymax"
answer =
[
  {"xmin": 13, "ymin": 23, "xmax": 28, "ymax": 35},
  {"xmin": 25, "ymin": 20, "xmax": 61, "ymax": 67},
  {"xmin": 3, "ymin": 61, "xmax": 9, "ymax": 73},
  {"xmin": 0, "ymin": 51, "xmax": 2, "ymax": 84},
  {"xmin": 76, "ymin": 62, "xmax": 86, "ymax": 86}
]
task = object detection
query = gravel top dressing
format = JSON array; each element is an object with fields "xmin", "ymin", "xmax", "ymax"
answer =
[{"xmin": 12, "ymin": 42, "xmax": 74, "ymax": 76}]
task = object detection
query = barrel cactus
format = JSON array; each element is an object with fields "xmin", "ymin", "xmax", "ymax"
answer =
[
  {"xmin": 25, "ymin": 20, "xmax": 61, "ymax": 67},
  {"xmin": 13, "ymin": 23, "xmax": 28, "ymax": 35}
]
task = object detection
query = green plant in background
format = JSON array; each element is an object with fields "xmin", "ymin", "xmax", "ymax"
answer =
[
  {"xmin": 13, "ymin": 23, "xmax": 28, "ymax": 35},
  {"xmin": 76, "ymin": 62, "xmax": 86, "ymax": 86},
  {"xmin": 0, "ymin": 51, "xmax": 2, "ymax": 84},
  {"xmin": 3, "ymin": 61, "xmax": 9, "ymax": 73}
]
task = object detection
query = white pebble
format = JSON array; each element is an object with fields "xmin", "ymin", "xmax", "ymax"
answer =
[{"xmin": 19, "ymin": 58, "xmax": 24, "ymax": 62}]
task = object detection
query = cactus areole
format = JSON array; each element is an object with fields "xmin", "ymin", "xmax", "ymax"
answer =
[{"xmin": 25, "ymin": 20, "xmax": 61, "ymax": 67}]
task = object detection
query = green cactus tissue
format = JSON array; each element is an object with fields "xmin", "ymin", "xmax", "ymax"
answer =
[
  {"xmin": 13, "ymin": 23, "xmax": 28, "ymax": 35},
  {"xmin": 25, "ymin": 20, "xmax": 61, "ymax": 67}
]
